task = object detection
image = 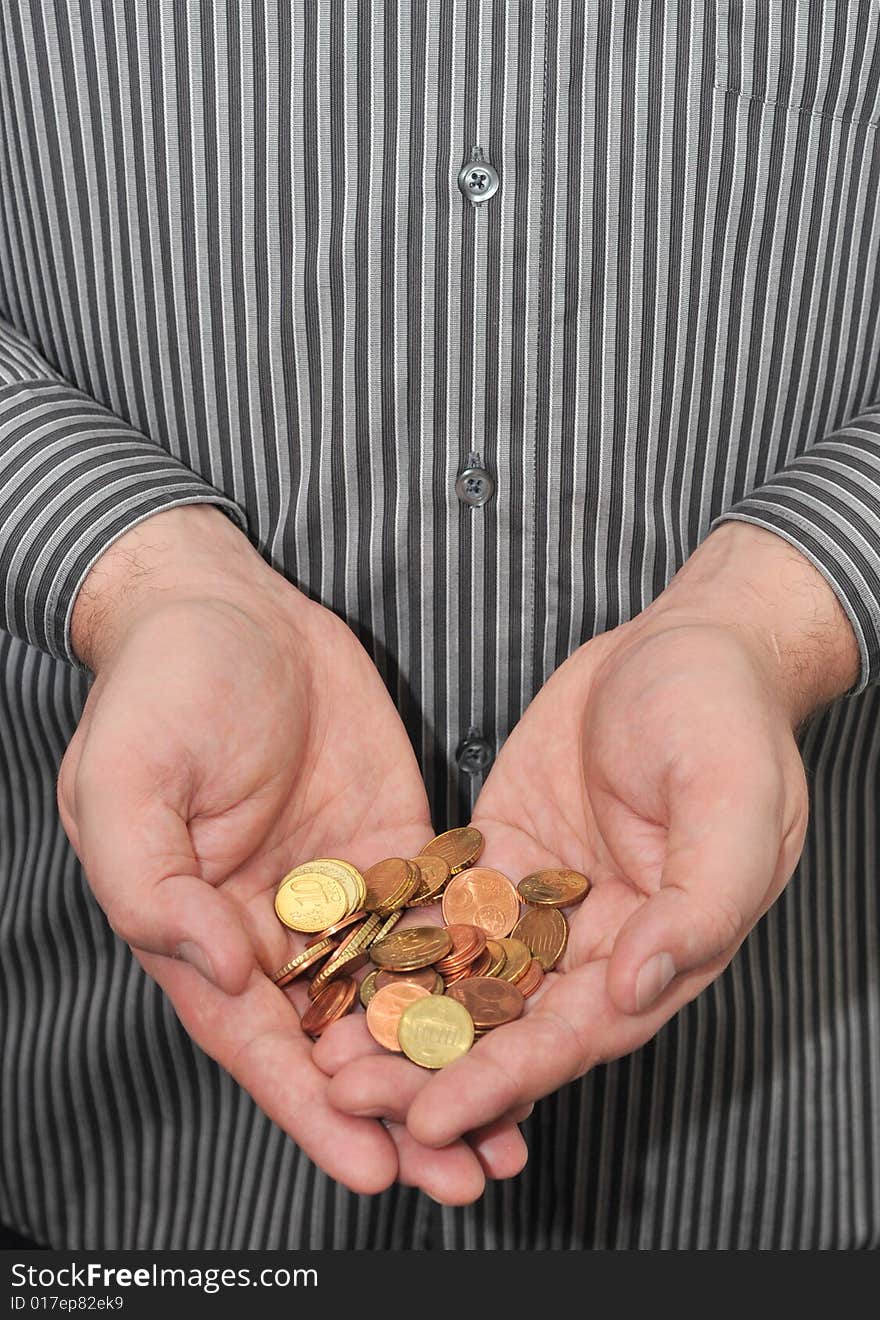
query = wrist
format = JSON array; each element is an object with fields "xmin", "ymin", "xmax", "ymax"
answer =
[
  {"xmin": 71, "ymin": 504, "xmax": 287, "ymax": 671},
  {"xmin": 633, "ymin": 521, "xmax": 861, "ymax": 729}
]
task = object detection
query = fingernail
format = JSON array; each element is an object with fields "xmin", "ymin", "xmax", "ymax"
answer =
[
  {"xmin": 176, "ymin": 941, "xmax": 216, "ymax": 984},
  {"xmin": 635, "ymin": 952, "xmax": 675, "ymax": 1011}
]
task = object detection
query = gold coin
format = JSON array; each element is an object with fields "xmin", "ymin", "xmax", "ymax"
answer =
[
  {"xmin": 308, "ymin": 943, "xmax": 370, "ymax": 999},
  {"xmin": 274, "ymin": 872, "xmax": 348, "ymax": 932},
  {"xmin": 370, "ymin": 909, "xmax": 403, "ymax": 944},
  {"xmin": 419, "ymin": 826, "xmax": 484, "ymax": 875},
  {"xmin": 484, "ymin": 939, "xmax": 507, "ymax": 978},
  {"xmin": 406, "ymin": 855, "xmax": 451, "ymax": 906},
  {"xmin": 369, "ymin": 925, "xmax": 453, "ymax": 971},
  {"xmin": 512, "ymin": 906, "xmax": 568, "ymax": 970},
  {"xmin": 494, "ymin": 937, "xmax": 531, "ymax": 983},
  {"xmin": 285, "ymin": 857, "xmax": 366, "ymax": 916},
  {"xmin": 359, "ymin": 969, "xmax": 380, "ymax": 1007},
  {"xmin": 517, "ymin": 868, "xmax": 591, "ymax": 907},
  {"xmin": 271, "ymin": 937, "xmax": 335, "ymax": 986},
  {"xmin": 397, "ymin": 994, "xmax": 475, "ymax": 1068}
]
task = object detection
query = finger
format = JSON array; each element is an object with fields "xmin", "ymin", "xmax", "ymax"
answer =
[
  {"xmin": 142, "ymin": 951, "xmax": 400, "ymax": 1195},
  {"xmin": 605, "ymin": 771, "xmax": 786, "ymax": 1014},
  {"xmin": 326, "ymin": 1048, "xmax": 535, "ymax": 1164},
  {"xmin": 466, "ymin": 1116, "xmax": 529, "ymax": 1181},
  {"xmin": 327, "ymin": 1052, "xmax": 433, "ymax": 1122},
  {"xmin": 386, "ymin": 1123, "xmax": 486, "ymax": 1205},
  {"xmin": 311, "ymin": 1012, "xmax": 387, "ymax": 1074},
  {"xmin": 405, "ymin": 960, "xmax": 714, "ymax": 1148},
  {"xmin": 76, "ymin": 767, "xmax": 254, "ymax": 994}
]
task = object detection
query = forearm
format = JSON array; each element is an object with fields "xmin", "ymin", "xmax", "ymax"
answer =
[{"xmin": 635, "ymin": 521, "xmax": 861, "ymax": 731}]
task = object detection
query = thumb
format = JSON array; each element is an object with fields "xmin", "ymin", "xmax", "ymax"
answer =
[
  {"xmin": 605, "ymin": 776, "xmax": 785, "ymax": 1015},
  {"xmin": 73, "ymin": 758, "xmax": 255, "ymax": 996}
]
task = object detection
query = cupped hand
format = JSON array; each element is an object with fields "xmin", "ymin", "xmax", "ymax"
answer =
[
  {"xmin": 56, "ymin": 507, "xmax": 526, "ymax": 1201},
  {"xmin": 324, "ymin": 607, "xmax": 810, "ymax": 1149}
]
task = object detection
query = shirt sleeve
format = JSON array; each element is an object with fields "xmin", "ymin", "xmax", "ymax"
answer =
[
  {"xmin": 0, "ymin": 317, "xmax": 248, "ymax": 666},
  {"xmin": 709, "ymin": 405, "xmax": 880, "ymax": 698}
]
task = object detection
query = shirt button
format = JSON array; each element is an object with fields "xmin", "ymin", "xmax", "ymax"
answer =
[
  {"xmin": 455, "ymin": 728, "xmax": 495, "ymax": 776},
  {"xmin": 457, "ymin": 146, "xmax": 500, "ymax": 205},
  {"xmin": 455, "ymin": 461, "xmax": 495, "ymax": 507}
]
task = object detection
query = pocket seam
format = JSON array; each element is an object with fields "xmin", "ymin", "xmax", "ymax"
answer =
[{"xmin": 712, "ymin": 79, "xmax": 880, "ymax": 129}]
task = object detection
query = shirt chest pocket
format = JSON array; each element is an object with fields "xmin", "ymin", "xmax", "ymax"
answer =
[{"xmin": 714, "ymin": 1, "xmax": 880, "ymax": 125}]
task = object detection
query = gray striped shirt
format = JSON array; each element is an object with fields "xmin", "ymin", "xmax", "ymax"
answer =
[{"xmin": 1, "ymin": 0, "xmax": 879, "ymax": 1248}]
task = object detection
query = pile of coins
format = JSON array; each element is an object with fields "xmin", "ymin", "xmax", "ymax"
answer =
[{"xmin": 271, "ymin": 827, "xmax": 590, "ymax": 1069}]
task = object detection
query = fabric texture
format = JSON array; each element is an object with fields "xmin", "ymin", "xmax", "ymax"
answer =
[{"xmin": 1, "ymin": 0, "xmax": 879, "ymax": 1248}]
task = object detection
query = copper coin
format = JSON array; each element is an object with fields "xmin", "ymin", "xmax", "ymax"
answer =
[
  {"xmin": 446, "ymin": 976, "xmax": 525, "ymax": 1029},
  {"xmin": 516, "ymin": 958, "xmax": 545, "ymax": 998},
  {"xmin": 370, "ymin": 925, "xmax": 453, "ymax": 971},
  {"xmin": 512, "ymin": 906, "xmax": 568, "ymax": 970},
  {"xmin": 300, "ymin": 977, "xmax": 358, "ymax": 1037},
  {"xmin": 434, "ymin": 924, "xmax": 486, "ymax": 974},
  {"xmin": 441, "ymin": 867, "xmax": 521, "ymax": 938},
  {"xmin": 363, "ymin": 857, "xmax": 419, "ymax": 913},
  {"xmin": 419, "ymin": 826, "xmax": 484, "ymax": 875},
  {"xmin": 365, "ymin": 982, "xmax": 433, "ymax": 1051},
  {"xmin": 311, "ymin": 910, "xmax": 368, "ymax": 941},
  {"xmin": 374, "ymin": 967, "xmax": 439, "ymax": 993},
  {"xmin": 326, "ymin": 919, "xmax": 369, "ymax": 963},
  {"xmin": 495, "ymin": 937, "xmax": 531, "ymax": 983},
  {"xmin": 272, "ymin": 937, "xmax": 335, "ymax": 986},
  {"xmin": 517, "ymin": 868, "xmax": 591, "ymax": 908},
  {"xmin": 469, "ymin": 948, "xmax": 494, "ymax": 977},
  {"xmin": 406, "ymin": 854, "xmax": 452, "ymax": 905}
]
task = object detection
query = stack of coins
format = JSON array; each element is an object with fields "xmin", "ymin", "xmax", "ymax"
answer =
[{"xmin": 271, "ymin": 828, "xmax": 591, "ymax": 1068}]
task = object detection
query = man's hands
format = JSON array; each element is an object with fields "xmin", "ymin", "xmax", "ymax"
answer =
[
  {"xmin": 57, "ymin": 505, "xmax": 528, "ymax": 1202},
  {"xmin": 322, "ymin": 522, "xmax": 859, "ymax": 1152}
]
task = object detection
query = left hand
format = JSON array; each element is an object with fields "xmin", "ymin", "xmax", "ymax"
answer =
[{"xmin": 319, "ymin": 523, "xmax": 855, "ymax": 1158}]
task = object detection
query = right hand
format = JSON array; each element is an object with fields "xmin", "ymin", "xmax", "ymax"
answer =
[{"xmin": 56, "ymin": 505, "xmax": 528, "ymax": 1202}]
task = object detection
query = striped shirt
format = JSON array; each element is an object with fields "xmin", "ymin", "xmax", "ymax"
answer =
[{"xmin": 1, "ymin": 0, "xmax": 880, "ymax": 1249}]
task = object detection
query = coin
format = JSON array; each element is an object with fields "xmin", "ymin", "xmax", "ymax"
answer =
[
  {"xmin": 374, "ymin": 967, "xmax": 439, "ymax": 993},
  {"xmin": 434, "ymin": 924, "xmax": 487, "ymax": 976},
  {"xmin": 370, "ymin": 925, "xmax": 453, "ymax": 971},
  {"xmin": 517, "ymin": 868, "xmax": 591, "ymax": 907},
  {"xmin": 300, "ymin": 977, "xmax": 358, "ymax": 1037},
  {"xmin": 512, "ymin": 906, "xmax": 568, "ymax": 970},
  {"xmin": 397, "ymin": 995, "xmax": 475, "ymax": 1068},
  {"xmin": 494, "ymin": 937, "xmax": 531, "ymax": 983},
  {"xmin": 370, "ymin": 910, "xmax": 404, "ymax": 944},
  {"xmin": 441, "ymin": 867, "xmax": 521, "ymax": 938},
  {"xmin": 271, "ymin": 937, "xmax": 335, "ymax": 986},
  {"xmin": 363, "ymin": 857, "xmax": 420, "ymax": 913},
  {"xmin": 308, "ymin": 910, "xmax": 367, "ymax": 941},
  {"xmin": 366, "ymin": 982, "xmax": 433, "ymax": 1051},
  {"xmin": 308, "ymin": 946, "xmax": 370, "ymax": 999},
  {"xmin": 284, "ymin": 858, "xmax": 366, "ymax": 916},
  {"xmin": 516, "ymin": 957, "xmax": 545, "ymax": 998},
  {"xmin": 420, "ymin": 826, "xmax": 484, "ymax": 875},
  {"xmin": 274, "ymin": 872, "xmax": 348, "ymax": 932},
  {"xmin": 484, "ymin": 939, "xmax": 507, "ymax": 977},
  {"xmin": 407, "ymin": 855, "xmax": 451, "ymax": 906},
  {"xmin": 445, "ymin": 976, "xmax": 525, "ymax": 1029},
  {"xmin": 360, "ymin": 969, "xmax": 380, "ymax": 1007}
]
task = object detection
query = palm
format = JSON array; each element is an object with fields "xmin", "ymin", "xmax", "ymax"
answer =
[
  {"xmin": 62, "ymin": 592, "xmax": 527, "ymax": 1199},
  {"xmin": 325, "ymin": 620, "xmax": 806, "ymax": 1149}
]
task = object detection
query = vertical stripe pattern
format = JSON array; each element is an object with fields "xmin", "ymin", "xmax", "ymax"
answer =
[{"xmin": 1, "ymin": 1, "xmax": 879, "ymax": 1247}]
